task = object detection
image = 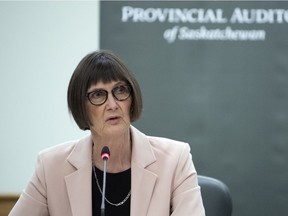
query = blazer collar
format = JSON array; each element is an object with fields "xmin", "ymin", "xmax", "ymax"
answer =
[
  {"xmin": 130, "ymin": 126, "xmax": 156, "ymax": 167},
  {"xmin": 65, "ymin": 135, "xmax": 93, "ymax": 216},
  {"xmin": 130, "ymin": 126, "xmax": 158, "ymax": 216},
  {"xmin": 67, "ymin": 135, "xmax": 93, "ymax": 169}
]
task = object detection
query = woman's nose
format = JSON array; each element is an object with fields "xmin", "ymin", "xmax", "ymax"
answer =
[{"xmin": 105, "ymin": 93, "xmax": 118, "ymax": 109}]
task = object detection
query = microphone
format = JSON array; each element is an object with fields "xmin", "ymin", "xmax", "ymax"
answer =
[{"xmin": 101, "ymin": 146, "xmax": 110, "ymax": 216}]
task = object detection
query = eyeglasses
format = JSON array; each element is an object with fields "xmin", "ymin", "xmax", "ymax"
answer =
[{"xmin": 86, "ymin": 84, "xmax": 131, "ymax": 106}]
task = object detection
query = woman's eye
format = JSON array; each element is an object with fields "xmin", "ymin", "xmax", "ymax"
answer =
[
  {"xmin": 114, "ymin": 85, "xmax": 127, "ymax": 94},
  {"xmin": 92, "ymin": 90, "xmax": 106, "ymax": 98}
]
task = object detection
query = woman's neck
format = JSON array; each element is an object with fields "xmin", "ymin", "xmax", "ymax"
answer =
[{"xmin": 92, "ymin": 129, "xmax": 132, "ymax": 173}]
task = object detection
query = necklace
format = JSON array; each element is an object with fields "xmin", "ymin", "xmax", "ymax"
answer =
[{"xmin": 92, "ymin": 165, "xmax": 131, "ymax": 206}]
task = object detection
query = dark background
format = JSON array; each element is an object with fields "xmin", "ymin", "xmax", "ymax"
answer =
[{"xmin": 100, "ymin": 1, "xmax": 288, "ymax": 215}]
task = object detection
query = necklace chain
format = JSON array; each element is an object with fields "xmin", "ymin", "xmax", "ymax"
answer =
[{"xmin": 92, "ymin": 165, "xmax": 131, "ymax": 207}]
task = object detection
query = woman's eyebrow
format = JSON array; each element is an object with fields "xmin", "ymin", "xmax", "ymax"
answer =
[{"xmin": 113, "ymin": 81, "xmax": 126, "ymax": 87}]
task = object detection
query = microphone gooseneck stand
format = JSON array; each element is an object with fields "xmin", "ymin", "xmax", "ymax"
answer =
[{"xmin": 100, "ymin": 146, "xmax": 110, "ymax": 216}]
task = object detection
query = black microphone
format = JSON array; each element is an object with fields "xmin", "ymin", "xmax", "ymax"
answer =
[{"xmin": 101, "ymin": 146, "xmax": 110, "ymax": 216}]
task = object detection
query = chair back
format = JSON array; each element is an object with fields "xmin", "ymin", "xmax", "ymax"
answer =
[{"xmin": 198, "ymin": 175, "xmax": 233, "ymax": 216}]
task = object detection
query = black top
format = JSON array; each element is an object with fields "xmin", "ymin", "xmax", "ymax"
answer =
[{"xmin": 92, "ymin": 166, "xmax": 131, "ymax": 216}]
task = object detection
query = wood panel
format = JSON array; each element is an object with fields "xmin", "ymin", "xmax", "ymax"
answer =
[{"xmin": 0, "ymin": 195, "xmax": 19, "ymax": 216}]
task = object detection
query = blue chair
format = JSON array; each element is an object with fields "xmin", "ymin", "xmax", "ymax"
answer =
[{"xmin": 198, "ymin": 175, "xmax": 233, "ymax": 216}]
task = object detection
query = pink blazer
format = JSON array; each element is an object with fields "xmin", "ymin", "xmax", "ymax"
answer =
[{"xmin": 9, "ymin": 126, "xmax": 205, "ymax": 216}]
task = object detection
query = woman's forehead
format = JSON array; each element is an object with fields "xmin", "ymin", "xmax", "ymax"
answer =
[{"xmin": 87, "ymin": 80, "xmax": 126, "ymax": 91}]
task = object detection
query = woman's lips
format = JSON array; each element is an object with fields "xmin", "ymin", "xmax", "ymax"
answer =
[{"xmin": 106, "ymin": 116, "xmax": 121, "ymax": 124}]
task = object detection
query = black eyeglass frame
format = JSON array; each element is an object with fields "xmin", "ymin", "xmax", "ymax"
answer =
[{"xmin": 86, "ymin": 84, "xmax": 132, "ymax": 106}]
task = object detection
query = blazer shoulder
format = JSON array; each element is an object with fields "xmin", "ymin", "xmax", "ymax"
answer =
[
  {"xmin": 37, "ymin": 134, "xmax": 91, "ymax": 163},
  {"xmin": 38, "ymin": 139, "xmax": 77, "ymax": 158},
  {"xmin": 147, "ymin": 135, "xmax": 190, "ymax": 152}
]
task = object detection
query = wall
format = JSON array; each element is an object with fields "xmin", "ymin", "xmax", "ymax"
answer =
[
  {"xmin": 0, "ymin": 1, "xmax": 99, "ymax": 193},
  {"xmin": 100, "ymin": 1, "xmax": 288, "ymax": 216}
]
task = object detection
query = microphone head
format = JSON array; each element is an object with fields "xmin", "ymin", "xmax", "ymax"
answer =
[{"xmin": 101, "ymin": 146, "xmax": 110, "ymax": 160}]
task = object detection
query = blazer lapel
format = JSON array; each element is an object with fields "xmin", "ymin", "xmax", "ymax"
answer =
[
  {"xmin": 63, "ymin": 128, "xmax": 157, "ymax": 216},
  {"xmin": 130, "ymin": 126, "xmax": 158, "ymax": 216},
  {"xmin": 65, "ymin": 135, "xmax": 93, "ymax": 216}
]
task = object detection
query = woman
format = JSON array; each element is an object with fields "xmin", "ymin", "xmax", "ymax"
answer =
[{"xmin": 9, "ymin": 50, "xmax": 205, "ymax": 216}]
